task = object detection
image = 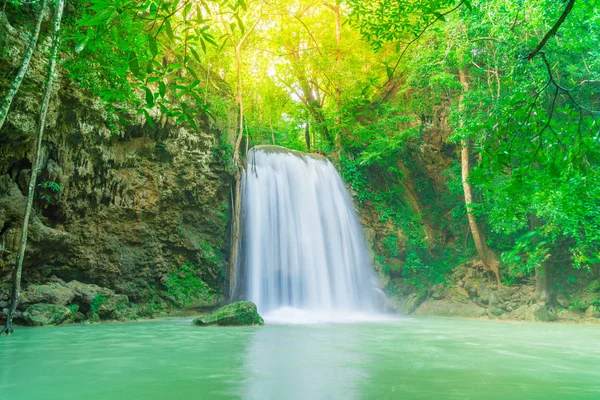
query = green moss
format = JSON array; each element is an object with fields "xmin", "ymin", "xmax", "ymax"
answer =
[
  {"xmin": 163, "ymin": 263, "xmax": 222, "ymax": 308},
  {"xmin": 90, "ymin": 294, "xmax": 107, "ymax": 313},
  {"xmin": 193, "ymin": 301, "xmax": 264, "ymax": 326}
]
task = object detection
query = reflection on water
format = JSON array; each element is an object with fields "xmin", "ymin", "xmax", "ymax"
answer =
[
  {"xmin": 1, "ymin": 317, "xmax": 600, "ymax": 400},
  {"xmin": 243, "ymin": 324, "xmax": 366, "ymax": 400}
]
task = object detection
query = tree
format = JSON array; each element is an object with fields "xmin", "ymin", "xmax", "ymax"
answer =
[
  {"xmin": 459, "ymin": 68, "xmax": 500, "ymax": 285},
  {"xmin": 217, "ymin": 0, "xmax": 264, "ymax": 299},
  {"xmin": 2, "ymin": 0, "xmax": 66, "ymax": 336}
]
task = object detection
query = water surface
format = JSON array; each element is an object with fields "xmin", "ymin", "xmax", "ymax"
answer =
[{"xmin": 1, "ymin": 317, "xmax": 599, "ymax": 399}]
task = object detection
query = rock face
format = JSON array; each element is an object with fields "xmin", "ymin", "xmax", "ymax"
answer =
[
  {"xmin": 0, "ymin": 13, "xmax": 232, "ymax": 322},
  {"xmin": 193, "ymin": 301, "xmax": 264, "ymax": 326},
  {"xmin": 23, "ymin": 303, "xmax": 71, "ymax": 326}
]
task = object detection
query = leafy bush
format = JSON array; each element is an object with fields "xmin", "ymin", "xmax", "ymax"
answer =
[
  {"xmin": 163, "ymin": 263, "xmax": 217, "ymax": 307},
  {"xmin": 90, "ymin": 294, "xmax": 107, "ymax": 313}
]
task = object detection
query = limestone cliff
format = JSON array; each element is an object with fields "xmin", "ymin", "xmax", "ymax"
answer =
[{"xmin": 0, "ymin": 11, "xmax": 232, "ymax": 323}]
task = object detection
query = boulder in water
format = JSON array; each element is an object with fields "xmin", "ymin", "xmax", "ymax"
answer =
[
  {"xmin": 23, "ymin": 303, "xmax": 71, "ymax": 326},
  {"xmin": 193, "ymin": 301, "xmax": 264, "ymax": 326}
]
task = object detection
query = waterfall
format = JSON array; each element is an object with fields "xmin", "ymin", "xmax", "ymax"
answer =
[{"xmin": 241, "ymin": 146, "xmax": 383, "ymax": 323}]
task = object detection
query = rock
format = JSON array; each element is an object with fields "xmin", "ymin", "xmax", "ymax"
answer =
[
  {"xmin": 486, "ymin": 306, "xmax": 506, "ymax": 317},
  {"xmin": 454, "ymin": 286, "xmax": 469, "ymax": 298},
  {"xmin": 193, "ymin": 301, "xmax": 264, "ymax": 326},
  {"xmin": 476, "ymin": 284, "xmax": 490, "ymax": 304},
  {"xmin": 509, "ymin": 304, "xmax": 530, "ymax": 321},
  {"xmin": 72, "ymin": 311, "xmax": 86, "ymax": 323},
  {"xmin": 556, "ymin": 292, "xmax": 571, "ymax": 308},
  {"xmin": 23, "ymin": 304, "xmax": 71, "ymax": 326},
  {"xmin": 65, "ymin": 281, "xmax": 114, "ymax": 305},
  {"xmin": 585, "ymin": 306, "xmax": 600, "ymax": 319},
  {"xmin": 412, "ymin": 299, "xmax": 487, "ymax": 318},
  {"xmin": 86, "ymin": 311, "xmax": 100, "ymax": 323},
  {"xmin": 525, "ymin": 304, "xmax": 557, "ymax": 322},
  {"xmin": 20, "ymin": 283, "xmax": 74, "ymax": 307},
  {"xmin": 588, "ymin": 280, "xmax": 600, "ymax": 293},
  {"xmin": 571, "ymin": 292, "xmax": 599, "ymax": 310},
  {"xmin": 389, "ymin": 291, "xmax": 427, "ymax": 314},
  {"xmin": 489, "ymin": 291, "xmax": 503, "ymax": 306},
  {"xmin": 96, "ymin": 293, "xmax": 130, "ymax": 318},
  {"xmin": 64, "ymin": 281, "xmax": 134, "ymax": 319},
  {"xmin": 430, "ymin": 284, "xmax": 446, "ymax": 300}
]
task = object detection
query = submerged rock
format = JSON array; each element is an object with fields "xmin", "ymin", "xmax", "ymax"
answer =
[
  {"xmin": 23, "ymin": 304, "xmax": 71, "ymax": 326},
  {"xmin": 193, "ymin": 301, "xmax": 264, "ymax": 326}
]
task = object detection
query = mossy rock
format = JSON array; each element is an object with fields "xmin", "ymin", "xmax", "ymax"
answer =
[
  {"xmin": 23, "ymin": 303, "xmax": 71, "ymax": 326},
  {"xmin": 193, "ymin": 301, "xmax": 264, "ymax": 326}
]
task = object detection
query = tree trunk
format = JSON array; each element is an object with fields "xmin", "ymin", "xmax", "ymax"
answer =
[
  {"xmin": 232, "ymin": 48, "xmax": 244, "ymax": 166},
  {"xmin": 304, "ymin": 122, "xmax": 311, "ymax": 151},
  {"xmin": 229, "ymin": 171, "xmax": 242, "ymax": 301},
  {"xmin": 529, "ymin": 214, "xmax": 552, "ymax": 304},
  {"xmin": 458, "ymin": 68, "xmax": 501, "ymax": 286},
  {"xmin": 285, "ymin": 42, "xmax": 333, "ymax": 146},
  {"xmin": 219, "ymin": 10, "xmax": 262, "ymax": 301},
  {"xmin": 229, "ymin": 47, "xmax": 244, "ymax": 301},
  {"xmin": 270, "ymin": 115, "xmax": 275, "ymax": 144},
  {"xmin": 0, "ymin": 0, "xmax": 48, "ymax": 131},
  {"xmin": 2, "ymin": 0, "xmax": 65, "ymax": 336}
]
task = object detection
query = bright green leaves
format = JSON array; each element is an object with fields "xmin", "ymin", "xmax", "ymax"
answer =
[
  {"xmin": 347, "ymin": 0, "xmax": 462, "ymax": 50},
  {"xmin": 65, "ymin": 0, "xmax": 223, "ymax": 131},
  {"xmin": 148, "ymin": 35, "xmax": 158, "ymax": 57},
  {"xmin": 128, "ymin": 51, "xmax": 140, "ymax": 77}
]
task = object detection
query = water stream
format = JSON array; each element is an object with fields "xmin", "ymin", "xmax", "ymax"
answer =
[{"xmin": 241, "ymin": 146, "xmax": 381, "ymax": 323}]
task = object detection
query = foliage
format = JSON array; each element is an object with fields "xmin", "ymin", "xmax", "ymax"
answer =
[
  {"xmin": 90, "ymin": 293, "xmax": 106, "ymax": 313},
  {"xmin": 7, "ymin": 0, "xmax": 597, "ymax": 295},
  {"xmin": 38, "ymin": 180, "xmax": 61, "ymax": 203},
  {"xmin": 163, "ymin": 263, "xmax": 217, "ymax": 307},
  {"xmin": 67, "ymin": 303, "xmax": 79, "ymax": 314}
]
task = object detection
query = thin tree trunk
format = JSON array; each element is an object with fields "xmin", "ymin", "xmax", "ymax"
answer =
[
  {"xmin": 219, "ymin": 8, "xmax": 262, "ymax": 301},
  {"xmin": 270, "ymin": 115, "xmax": 275, "ymax": 144},
  {"xmin": 233, "ymin": 49, "xmax": 244, "ymax": 166},
  {"xmin": 0, "ymin": 0, "xmax": 48, "ymax": 131},
  {"xmin": 285, "ymin": 42, "xmax": 333, "ymax": 146},
  {"xmin": 305, "ymin": 122, "xmax": 311, "ymax": 151},
  {"xmin": 529, "ymin": 214, "xmax": 552, "ymax": 304},
  {"xmin": 2, "ymin": 0, "xmax": 65, "ymax": 336},
  {"xmin": 458, "ymin": 68, "xmax": 501, "ymax": 286},
  {"xmin": 229, "ymin": 174, "xmax": 242, "ymax": 301}
]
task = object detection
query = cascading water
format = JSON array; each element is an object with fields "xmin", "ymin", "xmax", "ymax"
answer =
[{"xmin": 241, "ymin": 145, "xmax": 383, "ymax": 323}]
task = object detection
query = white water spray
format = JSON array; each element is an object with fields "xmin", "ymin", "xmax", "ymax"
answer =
[{"xmin": 241, "ymin": 146, "xmax": 384, "ymax": 323}]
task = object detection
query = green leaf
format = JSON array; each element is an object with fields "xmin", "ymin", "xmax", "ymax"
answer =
[
  {"xmin": 144, "ymin": 87, "xmax": 154, "ymax": 107},
  {"xmin": 143, "ymin": 109, "xmax": 155, "ymax": 128},
  {"xmin": 191, "ymin": 47, "xmax": 202, "ymax": 62},
  {"xmin": 165, "ymin": 19, "xmax": 175, "ymax": 40},
  {"xmin": 187, "ymin": 68, "xmax": 199, "ymax": 80},
  {"xmin": 129, "ymin": 52, "xmax": 140, "ymax": 76},
  {"xmin": 159, "ymin": 81, "xmax": 167, "ymax": 98},
  {"xmin": 148, "ymin": 35, "xmax": 158, "ymax": 56}
]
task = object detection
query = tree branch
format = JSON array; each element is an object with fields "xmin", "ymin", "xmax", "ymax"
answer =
[{"xmin": 525, "ymin": 0, "xmax": 575, "ymax": 60}]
